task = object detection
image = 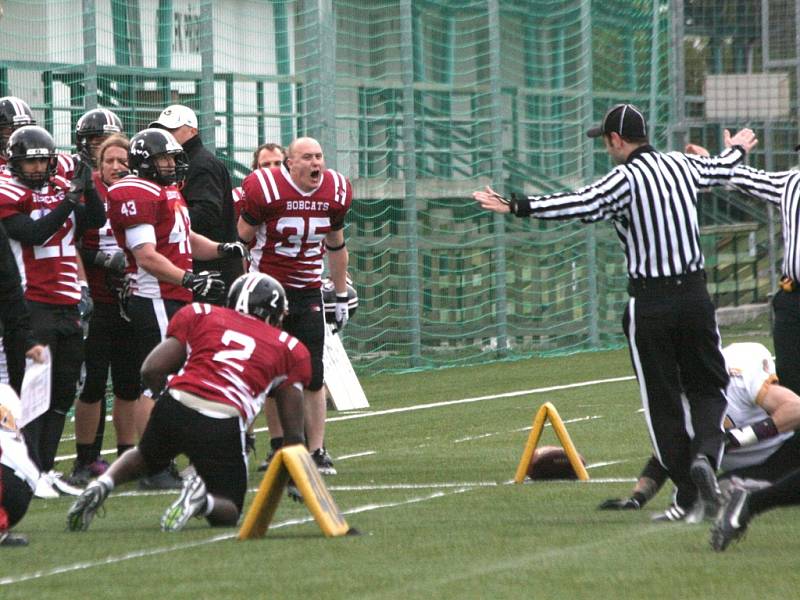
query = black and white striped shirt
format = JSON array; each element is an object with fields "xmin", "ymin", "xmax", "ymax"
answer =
[
  {"xmin": 727, "ymin": 165, "xmax": 800, "ymax": 282},
  {"xmin": 513, "ymin": 145, "xmax": 746, "ymax": 279}
]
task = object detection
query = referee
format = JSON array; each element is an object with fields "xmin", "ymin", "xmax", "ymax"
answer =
[
  {"xmin": 687, "ymin": 132, "xmax": 800, "ymax": 397},
  {"xmin": 474, "ymin": 103, "xmax": 758, "ymax": 519}
]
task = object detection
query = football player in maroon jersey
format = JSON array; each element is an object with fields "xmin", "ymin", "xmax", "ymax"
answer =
[
  {"xmin": 0, "ymin": 96, "xmax": 35, "ymax": 175},
  {"xmin": 231, "ymin": 143, "xmax": 285, "ymax": 221},
  {"xmin": 0, "ymin": 125, "xmax": 105, "ymax": 489},
  {"xmin": 68, "ymin": 132, "xmax": 141, "ymax": 486},
  {"xmin": 67, "ymin": 273, "xmax": 310, "ymax": 533},
  {"xmin": 237, "ymin": 137, "xmax": 352, "ymax": 475},
  {"xmin": 107, "ymin": 128, "xmax": 248, "ymax": 489}
]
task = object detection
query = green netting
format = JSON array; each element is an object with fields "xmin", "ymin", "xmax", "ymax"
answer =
[{"xmin": 0, "ymin": 0, "xmax": 793, "ymax": 372}]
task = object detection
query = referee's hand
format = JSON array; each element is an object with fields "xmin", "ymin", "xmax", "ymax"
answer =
[
  {"xmin": 724, "ymin": 127, "xmax": 758, "ymax": 153},
  {"xmin": 473, "ymin": 186, "xmax": 511, "ymax": 214}
]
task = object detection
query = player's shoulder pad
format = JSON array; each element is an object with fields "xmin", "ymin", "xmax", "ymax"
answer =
[
  {"xmin": 0, "ymin": 177, "xmax": 30, "ymax": 202},
  {"xmin": 325, "ymin": 169, "xmax": 352, "ymax": 207},
  {"xmin": 108, "ymin": 175, "xmax": 163, "ymax": 199},
  {"xmin": 51, "ymin": 174, "xmax": 71, "ymax": 190}
]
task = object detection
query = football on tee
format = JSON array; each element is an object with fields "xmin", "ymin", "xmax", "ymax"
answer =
[{"xmin": 526, "ymin": 445, "xmax": 586, "ymax": 480}]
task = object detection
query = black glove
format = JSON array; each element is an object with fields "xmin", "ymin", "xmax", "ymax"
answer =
[
  {"xmin": 598, "ymin": 497, "xmax": 642, "ymax": 511},
  {"xmin": 245, "ymin": 433, "xmax": 256, "ymax": 455},
  {"xmin": 181, "ymin": 270, "xmax": 226, "ymax": 303},
  {"xmin": 94, "ymin": 250, "xmax": 127, "ymax": 273},
  {"xmin": 65, "ymin": 157, "xmax": 94, "ymax": 205},
  {"xmin": 218, "ymin": 241, "xmax": 251, "ymax": 262},
  {"xmin": 78, "ymin": 285, "xmax": 94, "ymax": 322}
]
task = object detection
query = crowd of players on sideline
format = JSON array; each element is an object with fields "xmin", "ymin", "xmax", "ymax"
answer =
[{"xmin": 0, "ymin": 97, "xmax": 353, "ymax": 546}]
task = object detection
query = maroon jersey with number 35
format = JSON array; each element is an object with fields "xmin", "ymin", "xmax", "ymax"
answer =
[
  {"xmin": 166, "ymin": 303, "xmax": 311, "ymax": 423},
  {"xmin": 241, "ymin": 165, "xmax": 351, "ymax": 290}
]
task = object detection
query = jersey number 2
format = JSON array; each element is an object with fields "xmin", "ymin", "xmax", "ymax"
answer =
[{"xmin": 212, "ymin": 330, "xmax": 256, "ymax": 373}]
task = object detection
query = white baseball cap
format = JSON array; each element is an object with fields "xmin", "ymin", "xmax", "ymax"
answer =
[{"xmin": 149, "ymin": 104, "xmax": 198, "ymax": 130}]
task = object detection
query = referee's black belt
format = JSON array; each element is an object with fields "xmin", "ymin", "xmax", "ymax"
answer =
[{"xmin": 627, "ymin": 270, "xmax": 706, "ymax": 297}]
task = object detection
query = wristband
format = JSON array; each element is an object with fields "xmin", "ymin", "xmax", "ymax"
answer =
[
  {"xmin": 727, "ymin": 417, "xmax": 778, "ymax": 448},
  {"xmin": 509, "ymin": 193, "xmax": 533, "ymax": 217},
  {"xmin": 325, "ymin": 240, "xmax": 346, "ymax": 251}
]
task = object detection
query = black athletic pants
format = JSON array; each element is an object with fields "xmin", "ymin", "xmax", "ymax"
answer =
[
  {"xmin": 623, "ymin": 271, "xmax": 728, "ymax": 509},
  {"xmin": 773, "ymin": 289, "xmax": 800, "ymax": 396},
  {"xmin": 22, "ymin": 302, "xmax": 84, "ymax": 472}
]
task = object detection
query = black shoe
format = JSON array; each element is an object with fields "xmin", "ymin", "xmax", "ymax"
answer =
[
  {"xmin": 690, "ymin": 455, "xmax": 722, "ymax": 521},
  {"xmin": 311, "ymin": 447, "xmax": 337, "ymax": 476},
  {"xmin": 0, "ymin": 531, "xmax": 28, "ymax": 546},
  {"xmin": 65, "ymin": 462, "xmax": 94, "ymax": 488},
  {"xmin": 256, "ymin": 450, "xmax": 276, "ymax": 473},
  {"xmin": 710, "ymin": 487, "xmax": 751, "ymax": 552},
  {"xmin": 139, "ymin": 464, "xmax": 183, "ymax": 490}
]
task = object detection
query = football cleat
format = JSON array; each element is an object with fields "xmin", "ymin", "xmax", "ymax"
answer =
[
  {"xmin": 65, "ymin": 462, "xmax": 94, "ymax": 488},
  {"xmin": 311, "ymin": 447, "xmax": 337, "ymax": 476},
  {"xmin": 33, "ymin": 474, "xmax": 60, "ymax": 499},
  {"xmin": 66, "ymin": 480, "xmax": 111, "ymax": 531},
  {"xmin": 48, "ymin": 471, "xmax": 84, "ymax": 497},
  {"xmin": 0, "ymin": 531, "xmax": 29, "ymax": 546},
  {"xmin": 651, "ymin": 502, "xmax": 704, "ymax": 524},
  {"xmin": 690, "ymin": 455, "xmax": 722, "ymax": 521},
  {"xmin": 710, "ymin": 487, "xmax": 751, "ymax": 552},
  {"xmin": 160, "ymin": 475, "xmax": 208, "ymax": 532},
  {"xmin": 139, "ymin": 463, "xmax": 183, "ymax": 490}
]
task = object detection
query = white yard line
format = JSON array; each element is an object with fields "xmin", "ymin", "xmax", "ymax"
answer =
[
  {"xmin": 0, "ymin": 489, "xmax": 469, "ymax": 586},
  {"xmin": 249, "ymin": 375, "xmax": 636, "ymax": 433}
]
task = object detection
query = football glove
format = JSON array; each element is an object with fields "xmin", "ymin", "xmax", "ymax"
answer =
[
  {"xmin": 334, "ymin": 293, "xmax": 349, "ymax": 332},
  {"xmin": 65, "ymin": 157, "xmax": 94, "ymax": 205},
  {"xmin": 218, "ymin": 241, "xmax": 251, "ymax": 262},
  {"xmin": 94, "ymin": 250, "xmax": 127, "ymax": 273},
  {"xmin": 78, "ymin": 284, "xmax": 94, "ymax": 322},
  {"xmin": 598, "ymin": 496, "xmax": 642, "ymax": 511},
  {"xmin": 245, "ymin": 433, "xmax": 256, "ymax": 455},
  {"xmin": 181, "ymin": 270, "xmax": 226, "ymax": 304}
]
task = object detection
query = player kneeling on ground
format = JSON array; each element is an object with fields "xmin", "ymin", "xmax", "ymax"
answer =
[{"xmin": 67, "ymin": 273, "xmax": 311, "ymax": 532}]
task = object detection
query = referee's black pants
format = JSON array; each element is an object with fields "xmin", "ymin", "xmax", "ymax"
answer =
[
  {"xmin": 772, "ymin": 289, "xmax": 800, "ymax": 396},
  {"xmin": 623, "ymin": 272, "xmax": 728, "ymax": 509}
]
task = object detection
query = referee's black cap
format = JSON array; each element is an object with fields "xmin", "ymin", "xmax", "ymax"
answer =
[{"xmin": 587, "ymin": 103, "xmax": 648, "ymax": 139}]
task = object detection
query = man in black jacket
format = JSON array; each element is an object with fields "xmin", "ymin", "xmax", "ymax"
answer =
[{"xmin": 149, "ymin": 105, "xmax": 241, "ymax": 291}]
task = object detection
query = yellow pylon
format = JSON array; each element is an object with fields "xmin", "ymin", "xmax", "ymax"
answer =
[
  {"xmin": 514, "ymin": 402, "xmax": 589, "ymax": 483},
  {"xmin": 238, "ymin": 444, "xmax": 353, "ymax": 539}
]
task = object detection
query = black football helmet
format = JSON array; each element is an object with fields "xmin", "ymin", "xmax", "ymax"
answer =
[
  {"xmin": 7, "ymin": 126, "xmax": 58, "ymax": 189},
  {"xmin": 75, "ymin": 108, "xmax": 123, "ymax": 164},
  {"xmin": 127, "ymin": 128, "xmax": 188, "ymax": 185},
  {"xmin": 321, "ymin": 277, "xmax": 358, "ymax": 323},
  {"xmin": 0, "ymin": 96, "xmax": 35, "ymax": 158},
  {"xmin": 227, "ymin": 273, "xmax": 288, "ymax": 327}
]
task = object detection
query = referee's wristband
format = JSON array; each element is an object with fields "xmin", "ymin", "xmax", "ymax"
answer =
[{"xmin": 509, "ymin": 193, "xmax": 533, "ymax": 217}]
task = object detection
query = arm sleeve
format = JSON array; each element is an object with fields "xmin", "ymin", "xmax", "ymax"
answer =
[
  {"xmin": 725, "ymin": 164, "xmax": 793, "ymax": 206},
  {"xmin": 74, "ymin": 183, "xmax": 107, "ymax": 232},
  {"xmin": 684, "ymin": 145, "xmax": 746, "ymax": 188},
  {"xmin": 183, "ymin": 165, "xmax": 226, "ymax": 238},
  {"xmin": 0, "ymin": 223, "xmax": 36, "ymax": 350},
  {"xmin": 514, "ymin": 168, "xmax": 632, "ymax": 222},
  {"xmin": 283, "ymin": 341, "xmax": 312, "ymax": 389},
  {"xmin": 329, "ymin": 172, "xmax": 352, "ymax": 230},
  {"xmin": 165, "ymin": 304, "xmax": 195, "ymax": 346},
  {"xmin": 1, "ymin": 200, "xmax": 75, "ymax": 246}
]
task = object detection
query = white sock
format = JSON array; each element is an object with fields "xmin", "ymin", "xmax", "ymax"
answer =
[{"xmin": 97, "ymin": 474, "xmax": 115, "ymax": 491}]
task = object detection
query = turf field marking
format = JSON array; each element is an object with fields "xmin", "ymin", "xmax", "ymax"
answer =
[
  {"xmin": 248, "ymin": 375, "xmax": 636, "ymax": 434},
  {"xmin": 0, "ymin": 489, "xmax": 470, "ymax": 586},
  {"xmin": 453, "ymin": 415, "xmax": 602, "ymax": 444},
  {"xmin": 337, "ymin": 450, "xmax": 377, "ymax": 460}
]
